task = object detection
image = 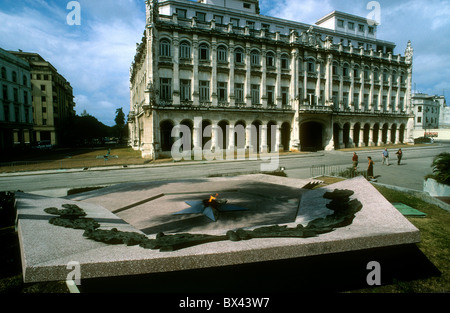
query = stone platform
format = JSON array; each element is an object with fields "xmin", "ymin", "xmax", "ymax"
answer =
[{"xmin": 15, "ymin": 174, "xmax": 420, "ymax": 284}]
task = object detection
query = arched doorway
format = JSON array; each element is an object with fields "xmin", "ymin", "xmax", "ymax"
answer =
[
  {"xmin": 234, "ymin": 121, "xmax": 246, "ymax": 150},
  {"xmin": 373, "ymin": 124, "xmax": 380, "ymax": 146},
  {"xmin": 201, "ymin": 120, "xmax": 212, "ymax": 150},
  {"xmin": 180, "ymin": 119, "xmax": 193, "ymax": 151},
  {"xmin": 391, "ymin": 124, "xmax": 397, "ymax": 144},
  {"xmin": 343, "ymin": 123, "xmax": 350, "ymax": 148},
  {"xmin": 218, "ymin": 120, "xmax": 229, "ymax": 150},
  {"xmin": 353, "ymin": 123, "xmax": 361, "ymax": 147},
  {"xmin": 363, "ymin": 124, "xmax": 370, "ymax": 147},
  {"xmin": 399, "ymin": 124, "xmax": 405, "ymax": 143},
  {"xmin": 267, "ymin": 121, "xmax": 277, "ymax": 152},
  {"xmin": 281, "ymin": 122, "xmax": 291, "ymax": 152},
  {"xmin": 160, "ymin": 120, "xmax": 174, "ymax": 151},
  {"xmin": 333, "ymin": 123, "xmax": 340, "ymax": 150},
  {"xmin": 300, "ymin": 121, "xmax": 323, "ymax": 152},
  {"xmin": 382, "ymin": 123, "xmax": 389, "ymax": 144},
  {"xmin": 252, "ymin": 120, "xmax": 262, "ymax": 153}
]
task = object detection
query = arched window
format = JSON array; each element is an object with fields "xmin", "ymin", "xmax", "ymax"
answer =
[
  {"xmin": 159, "ymin": 39, "xmax": 171, "ymax": 57},
  {"xmin": 392, "ymin": 70, "xmax": 397, "ymax": 83},
  {"xmin": 373, "ymin": 68, "xmax": 380, "ymax": 82},
  {"xmin": 180, "ymin": 41, "xmax": 191, "ymax": 59},
  {"xmin": 266, "ymin": 52, "xmax": 275, "ymax": 67},
  {"xmin": 383, "ymin": 69, "xmax": 389, "ymax": 82},
  {"xmin": 332, "ymin": 61, "xmax": 339, "ymax": 76},
  {"xmin": 217, "ymin": 45, "xmax": 228, "ymax": 63},
  {"xmin": 343, "ymin": 63, "xmax": 350, "ymax": 77},
  {"xmin": 364, "ymin": 66, "xmax": 370, "ymax": 80},
  {"xmin": 251, "ymin": 50, "xmax": 260, "ymax": 66},
  {"xmin": 307, "ymin": 59, "xmax": 316, "ymax": 73},
  {"xmin": 199, "ymin": 43, "xmax": 209, "ymax": 61},
  {"xmin": 281, "ymin": 54, "xmax": 289, "ymax": 69},
  {"xmin": 353, "ymin": 65, "xmax": 360, "ymax": 79},
  {"xmin": 235, "ymin": 48, "xmax": 244, "ymax": 64}
]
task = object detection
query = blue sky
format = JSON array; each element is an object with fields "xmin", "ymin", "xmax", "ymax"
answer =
[{"xmin": 1, "ymin": 0, "xmax": 449, "ymax": 126}]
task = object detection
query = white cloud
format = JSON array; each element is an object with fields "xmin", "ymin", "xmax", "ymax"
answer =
[
  {"xmin": 261, "ymin": 0, "xmax": 334, "ymax": 24},
  {"xmin": 0, "ymin": 0, "xmax": 145, "ymax": 125}
]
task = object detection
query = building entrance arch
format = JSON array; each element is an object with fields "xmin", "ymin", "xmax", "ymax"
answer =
[{"xmin": 300, "ymin": 121, "xmax": 323, "ymax": 152}]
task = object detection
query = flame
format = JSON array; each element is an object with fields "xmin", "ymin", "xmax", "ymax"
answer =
[{"xmin": 209, "ymin": 193, "xmax": 219, "ymax": 202}]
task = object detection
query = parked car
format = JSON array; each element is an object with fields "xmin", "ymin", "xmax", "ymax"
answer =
[{"xmin": 414, "ymin": 136, "xmax": 433, "ymax": 144}]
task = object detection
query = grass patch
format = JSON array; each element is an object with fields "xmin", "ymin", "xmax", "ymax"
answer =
[{"xmin": 0, "ymin": 147, "xmax": 146, "ymax": 173}]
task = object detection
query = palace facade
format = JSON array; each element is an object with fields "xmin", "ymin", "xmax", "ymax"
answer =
[
  {"xmin": 9, "ymin": 51, "xmax": 76, "ymax": 147},
  {"xmin": 0, "ymin": 48, "xmax": 33, "ymax": 152},
  {"xmin": 129, "ymin": 0, "xmax": 414, "ymax": 159}
]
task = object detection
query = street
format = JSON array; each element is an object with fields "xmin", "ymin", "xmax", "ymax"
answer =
[{"xmin": 0, "ymin": 143, "xmax": 448, "ymax": 195}]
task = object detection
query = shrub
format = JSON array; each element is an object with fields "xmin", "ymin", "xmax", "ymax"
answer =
[{"xmin": 430, "ymin": 152, "xmax": 450, "ymax": 185}]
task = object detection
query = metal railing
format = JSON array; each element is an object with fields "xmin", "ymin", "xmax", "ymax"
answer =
[{"xmin": 310, "ymin": 164, "xmax": 367, "ymax": 179}]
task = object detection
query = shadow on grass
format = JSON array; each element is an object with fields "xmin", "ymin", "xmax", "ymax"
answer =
[{"xmin": 77, "ymin": 244, "xmax": 440, "ymax": 293}]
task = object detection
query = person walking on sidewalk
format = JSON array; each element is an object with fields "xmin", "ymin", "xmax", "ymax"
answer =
[
  {"xmin": 382, "ymin": 148, "xmax": 389, "ymax": 165},
  {"xmin": 367, "ymin": 156, "xmax": 375, "ymax": 180},
  {"xmin": 352, "ymin": 152, "xmax": 359, "ymax": 171},
  {"xmin": 396, "ymin": 148, "xmax": 403, "ymax": 165}
]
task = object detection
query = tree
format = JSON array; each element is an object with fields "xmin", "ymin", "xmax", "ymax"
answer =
[
  {"xmin": 114, "ymin": 107, "xmax": 127, "ymax": 142},
  {"xmin": 431, "ymin": 152, "xmax": 450, "ymax": 185}
]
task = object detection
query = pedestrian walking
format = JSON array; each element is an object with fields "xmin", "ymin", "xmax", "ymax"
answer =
[
  {"xmin": 367, "ymin": 156, "xmax": 375, "ymax": 180},
  {"xmin": 396, "ymin": 148, "xmax": 403, "ymax": 165},
  {"xmin": 352, "ymin": 152, "xmax": 359, "ymax": 171},
  {"xmin": 381, "ymin": 148, "xmax": 389, "ymax": 165}
]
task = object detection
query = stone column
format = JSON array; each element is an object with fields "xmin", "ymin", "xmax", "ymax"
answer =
[
  {"xmin": 325, "ymin": 54, "xmax": 332, "ymax": 104},
  {"xmin": 227, "ymin": 124, "xmax": 236, "ymax": 156},
  {"xmin": 172, "ymin": 33, "xmax": 180, "ymax": 106},
  {"xmin": 315, "ymin": 60, "xmax": 321, "ymax": 105},
  {"xmin": 211, "ymin": 38, "xmax": 218, "ymax": 107},
  {"xmin": 193, "ymin": 117, "xmax": 202, "ymax": 159},
  {"xmin": 260, "ymin": 124, "xmax": 268, "ymax": 153},
  {"xmin": 359, "ymin": 128, "xmax": 365, "ymax": 147},
  {"xmin": 338, "ymin": 127, "xmax": 344, "ymax": 149},
  {"xmin": 246, "ymin": 124, "xmax": 253, "ymax": 154},
  {"xmin": 192, "ymin": 34, "xmax": 199, "ymax": 106},
  {"xmin": 229, "ymin": 41, "xmax": 235, "ymax": 107},
  {"xmin": 245, "ymin": 43, "xmax": 252, "ymax": 107},
  {"xmin": 261, "ymin": 46, "xmax": 267, "ymax": 107},
  {"xmin": 369, "ymin": 66, "xmax": 374, "ymax": 111},
  {"xmin": 369, "ymin": 127, "xmax": 375, "ymax": 146},
  {"xmin": 395, "ymin": 128, "xmax": 401, "ymax": 144},
  {"xmin": 276, "ymin": 48, "xmax": 282, "ymax": 106},
  {"xmin": 276, "ymin": 124, "xmax": 282, "ymax": 152},
  {"xmin": 359, "ymin": 62, "xmax": 365, "ymax": 111},
  {"xmin": 387, "ymin": 125, "xmax": 393, "ymax": 144}
]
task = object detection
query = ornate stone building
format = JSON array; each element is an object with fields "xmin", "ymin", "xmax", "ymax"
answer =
[
  {"xmin": 0, "ymin": 48, "xmax": 33, "ymax": 152},
  {"xmin": 9, "ymin": 51, "xmax": 76, "ymax": 147},
  {"xmin": 129, "ymin": 0, "xmax": 414, "ymax": 159}
]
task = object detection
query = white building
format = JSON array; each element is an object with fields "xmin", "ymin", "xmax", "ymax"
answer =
[
  {"xmin": 411, "ymin": 93, "xmax": 441, "ymax": 130},
  {"xmin": 129, "ymin": 0, "xmax": 414, "ymax": 159},
  {"xmin": 437, "ymin": 96, "xmax": 450, "ymax": 128}
]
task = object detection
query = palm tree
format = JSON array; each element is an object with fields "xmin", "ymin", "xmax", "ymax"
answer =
[{"xmin": 431, "ymin": 152, "xmax": 450, "ymax": 185}]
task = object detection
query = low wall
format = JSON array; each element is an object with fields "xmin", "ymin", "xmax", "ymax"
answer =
[{"xmin": 412, "ymin": 128, "xmax": 450, "ymax": 140}]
